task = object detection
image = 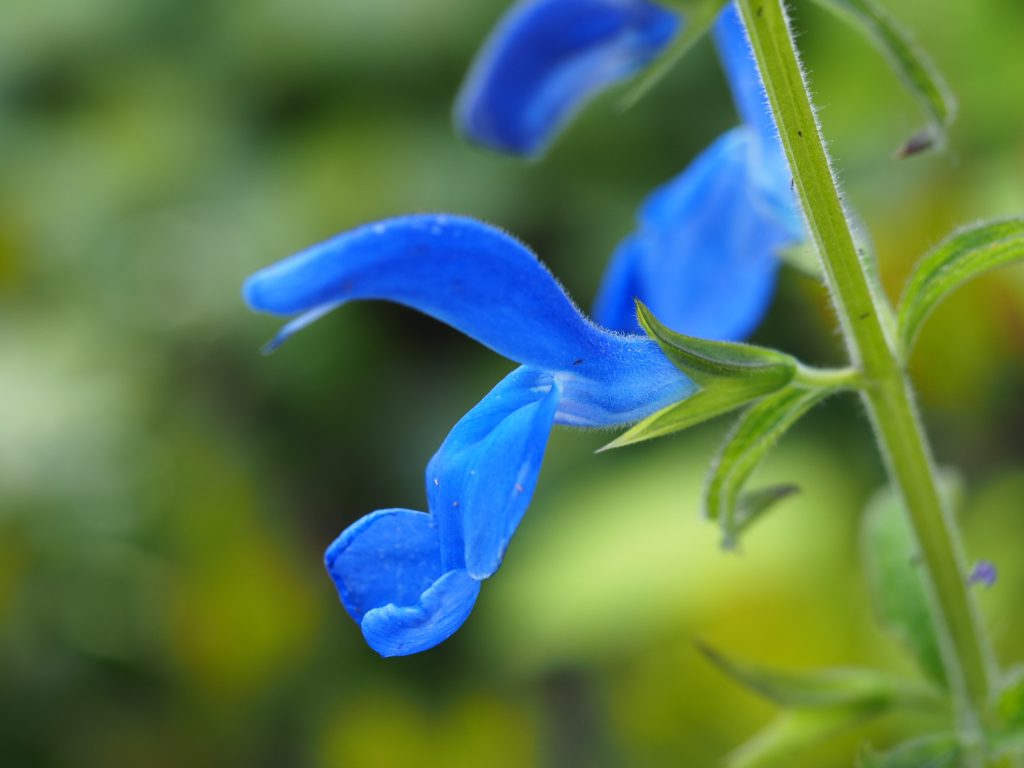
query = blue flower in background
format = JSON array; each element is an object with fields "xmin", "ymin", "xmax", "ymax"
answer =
[
  {"xmin": 968, "ymin": 560, "xmax": 997, "ymax": 588},
  {"xmin": 458, "ymin": 0, "xmax": 804, "ymax": 340},
  {"xmin": 594, "ymin": 5, "xmax": 803, "ymax": 338},
  {"xmin": 244, "ymin": 215, "xmax": 695, "ymax": 655},
  {"xmin": 455, "ymin": 0, "xmax": 680, "ymax": 157}
]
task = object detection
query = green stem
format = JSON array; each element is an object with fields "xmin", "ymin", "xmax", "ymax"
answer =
[
  {"xmin": 792, "ymin": 363, "xmax": 862, "ymax": 390},
  {"xmin": 736, "ymin": 0, "xmax": 994, "ymax": 748}
]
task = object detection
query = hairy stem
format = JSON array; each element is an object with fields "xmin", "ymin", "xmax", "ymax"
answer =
[{"xmin": 736, "ymin": 0, "xmax": 994, "ymax": 752}]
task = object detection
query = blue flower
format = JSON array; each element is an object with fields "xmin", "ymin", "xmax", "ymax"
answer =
[
  {"xmin": 455, "ymin": 0, "xmax": 680, "ymax": 157},
  {"xmin": 593, "ymin": 5, "xmax": 803, "ymax": 339},
  {"xmin": 245, "ymin": 0, "xmax": 806, "ymax": 657},
  {"xmin": 968, "ymin": 560, "xmax": 997, "ymax": 588},
  {"xmin": 244, "ymin": 215, "xmax": 695, "ymax": 655},
  {"xmin": 457, "ymin": 1, "xmax": 804, "ymax": 340}
]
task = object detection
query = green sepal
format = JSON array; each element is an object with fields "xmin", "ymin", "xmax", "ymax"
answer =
[
  {"xmin": 637, "ymin": 301, "xmax": 797, "ymax": 386},
  {"xmin": 897, "ymin": 218, "xmax": 1024, "ymax": 355},
  {"xmin": 601, "ymin": 303, "xmax": 799, "ymax": 451},
  {"xmin": 621, "ymin": 0, "xmax": 729, "ymax": 109},
  {"xmin": 700, "ymin": 644, "xmax": 942, "ymax": 711},
  {"xmin": 861, "ymin": 480, "xmax": 962, "ymax": 687},
  {"xmin": 599, "ymin": 379, "xmax": 786, "ymax": 450},
  {"xmin": 705, "ymin": 386, "xmax": 833, "ymax": 547},
  {"xmin": 806, "ymin": 0, "xmax": 955, "ymax": 157},
  {"xmin": 856, "ymin": 734, "xmax": 960, "ymax": 768}
]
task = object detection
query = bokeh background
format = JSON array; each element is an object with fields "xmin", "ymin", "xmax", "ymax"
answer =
[{"xmin": 2, "ymin": 0, "xmax": 1023, "ymax": 765}]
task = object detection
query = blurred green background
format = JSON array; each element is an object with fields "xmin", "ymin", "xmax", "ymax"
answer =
[{"xmin": 1, "ymin": 0, "xmax": 1023, "ymax": 765}]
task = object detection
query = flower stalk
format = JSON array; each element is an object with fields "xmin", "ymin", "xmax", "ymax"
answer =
[{"xmin": 736, "ymin": 0, "xmax": 994, "ymax": 752}]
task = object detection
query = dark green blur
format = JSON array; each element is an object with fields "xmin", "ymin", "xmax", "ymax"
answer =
[{"xmin": 1, "ymin": 1, "xmax": 1022, "ymax": 765}]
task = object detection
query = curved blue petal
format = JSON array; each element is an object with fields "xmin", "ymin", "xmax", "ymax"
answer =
[
  {"xmin": 427, "ymin": 367, "xmax": 561, "ymax": 579},
  {"xmin": 591, "ymin": 234, "xmax": 645, "ymax": 338},
  {"xmin": 245, "ymin": 214, "xmax": 695, "ymax": 423},
  {"xmin": 244, "ymin": 215, "xmax": 693, "ymax": 414},
  {"xmin": 591, "ymin": 2, "xmax": 803, "ymax": 342},
  {"xmin": 244, "ymin": 214, "xmax": 608, "ymax": 370},
  {"xmin": 324, "ymin": 508, "xmax": 481, "ymax": 656},
  {"xmin": 713, "ymin": 4, "xmax": 773, "ymax": 151},
  {"xmin": 361, "ymin": 569, "xmax": 481, "ymax": 657},
  {"xmin": 455, "ymin": 0, "xmax": 680, "ymax": 156},
  {"xmin": 325, "ymin": 508, "xmax": 443, "ymax": 622},
  {"xmin": 713, "ymin": 3, "xmax": 792, "ymax": 196},
  {"xmin": 594, "ymin": 126, "xmax": 802, "ymax": 340}
]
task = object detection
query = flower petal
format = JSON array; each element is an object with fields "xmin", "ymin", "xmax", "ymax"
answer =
[
  {"xmin": 244, "ymin": 214, "xmax": 607, "ymax": 370},
  {"xmin": 360, "ymin": 569, "xmax": 481, "ymax": 657},
  {"xmin": 427, "ymin": 367, "xmax": 561, "ymax": 579},
  {"xmin": 594, "ymin": 126, "xmax": 801, "ymax": 340},
  {"xmin": 713, "ymin": 3, "xmax": 789, "ymax": 192},
  {"xmin": 590, "ymin": 234, "xmax": 645, "ymax": 338},
  {"xmin": 325, "ymin": 508, "xmax": 481, "ymax": 656},
  {"xmin": 245, "ymin": 214, "xmax": 695, "ymax": 423},
  {"xmin": 324, "ymin": 508, "xmax": 443, "ymax": 622},
  {"xmin": 455, "ymin": 0, "xmax": 680, "ymax": 156}
]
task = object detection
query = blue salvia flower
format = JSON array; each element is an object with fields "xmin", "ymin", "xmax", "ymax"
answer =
[
  {"xmin": 458, "ymin": 0, "xmax": 804, "ymax": 340},
  {"xmin": 246, "ymin": 2, "xmax": 803, "ymax": 657},
  {"xmin": 244, "ymin": 215, "xmax": 696, "ymax": 655},
  {"xmin": 594, "ymin": 5, "xmax": 803, "ymax": 338},
  {"xmin": 455, "ymin": 0, "xmax": 680, "ymax": 157}
]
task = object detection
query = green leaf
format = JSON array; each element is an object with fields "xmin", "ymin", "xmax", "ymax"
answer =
[
  {"xmin": 727, "ymin": 484, "xmax": 801, "ymax": 542},
  {"xmin": 861, "ymin": 482, "xmax": 955, "ymax": 687},
  {"xmin": 600, "ymin": 303, "xmax": 800, "ymax": 451},
  {"xmin": 700, "ymin": 644, "xmax": 942, "ymax": 711},
  {"xmin": 993, "ymin": 675, "xmax": 1024, "ymax": 758},
  {"xmin": 857, "ymin": 734, "xmax": 960, "ymax": 768},
  {"xmin": 705, "ymin": 386, "xmax": 833, "ymax": 547},
  {"xmin": 706, "ymin": 644, "xmax": 945, "ymax": 768},
  {"xmin": 807, "ymin": 0, "xmax": 955, "ymax": 156},
  {"xmin": 897, "ymin": 218, "xmax": 1024, "ymax": 354},
  {"xmin": 637, "ymin": 301, "xmax": 797, "ymax": 387},
  {"xmin": 620, "ymin": 0, "xmax": 728, "ymax": 109},
  {"xmin": 725, "ymin": 709, "xmax": 880, "ymax": 768},
  {"xmin": 996, "ymin": 667, "xmax": 1024, "ymax": 738}
]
